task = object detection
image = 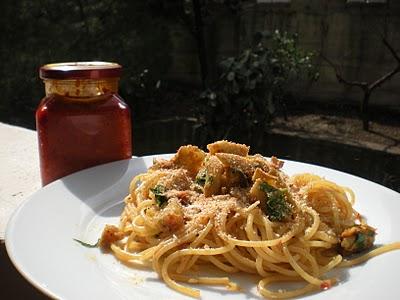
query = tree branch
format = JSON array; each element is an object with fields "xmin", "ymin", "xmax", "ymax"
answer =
[
  {"xmin": 192, "ymin": 0, "xmax": 208, "ymax": 89},
  {"xmin": 322, "ymin": 37, "xmax": 400, "ymax": 131},
  {"xmin": 321, "ymin": 54, "xmax": 368, "ymax": 90},
  {"xmin": 369, "ymin": 37, "xmax": 400, "ymax": 91},
  {"xmin": 383, "ymin": 37, "xmax": 400, "ymax": 63}
]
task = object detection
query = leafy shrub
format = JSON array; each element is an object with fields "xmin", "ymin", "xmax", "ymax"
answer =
[{"xmin": 197, "ymin": 30, "xmax": 319, "ymax": 142}]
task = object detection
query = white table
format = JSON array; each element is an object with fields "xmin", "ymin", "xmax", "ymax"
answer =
[
  {"xmin": 0, "ymin": 122, "xmax": 41, "ymax": 240},
  {"xmin": 0, "ymin": 122, "xmax": 45, "ymax": 298}
]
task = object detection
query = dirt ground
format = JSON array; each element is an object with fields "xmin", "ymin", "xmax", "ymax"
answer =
[{"xmin": 271, "ymin": 113, "xmax": 400, "ymax": 155}]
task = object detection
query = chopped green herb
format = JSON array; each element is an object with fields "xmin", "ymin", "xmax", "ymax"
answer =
[
  {"xmin": 73, "ymin": 238, "xmax": 99, "ymax": 248},
  {"xmin": 195, "ymin": 170, "xmax": 207, "ymax": 186},
  {"xmin": 259, "ymin": 182, "xmax": 276, "ymax": 193},
  {"xmin": 259, "ymin": 182, "xmax": 291, "ymax": 221},
  {"xmin": 150, "ymin": 184, "xmax": 168, "ymax": 207},
  {"xmin": 339, "ymin": 224, "xmax": 376, "ymax": 254},
  {"xmin": 195, "ymin": 170, "xmax": 214, "ymax": 186},
  {"xmin": 355, "ymin": 233, "xmax": 366, "ymax": 250}
]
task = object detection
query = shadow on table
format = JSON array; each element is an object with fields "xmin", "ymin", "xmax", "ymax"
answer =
[{"xmin": 59, "ymin": 158, "xmax": 147, "ymax": 217}]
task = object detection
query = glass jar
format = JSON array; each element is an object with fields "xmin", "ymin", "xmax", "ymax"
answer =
[{"xmin": 36, "ymin": 62, "xmax": 132, "ymax": 186}]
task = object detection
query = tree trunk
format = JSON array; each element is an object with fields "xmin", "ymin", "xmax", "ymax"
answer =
[
  {"xmin": 192, "ymin": 0, "xmax": 208, "ymax": 89},
  {"xmin": 362, "ymin": 91, "xmax": 371, "ymax": 131}
]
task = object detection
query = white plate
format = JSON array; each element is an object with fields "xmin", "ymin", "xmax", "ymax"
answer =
[{"xmin": 5, "ymin": 155, "xmax": 400, "ymax": 300}]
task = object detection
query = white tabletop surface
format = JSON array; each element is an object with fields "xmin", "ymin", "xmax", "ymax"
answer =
[{"xmin": 0, "ymin": 122, "xmax": 40, "ymax": 240}]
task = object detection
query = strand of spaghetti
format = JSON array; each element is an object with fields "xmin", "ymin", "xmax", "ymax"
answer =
[
  {"xmin": 225, "ymin": 214, "xmax": 242, "ymax": 231},
  {"xmin": 336, "ymin": 185, "xmax": 356, "ymax": 227},
  {"xmin": 110, "ymin": 244, "xmax": 152, "ymax": 266},
  {"xmin": 256, "ymin": 256, "xmax": 269, "ymax": 277},
  {"xmin": 303, "ymin": 206, "xmax": 320, "ymax": 240},
  {"xmin": 337, "ymin": 185, "xmax": 355, "ymax": 220},
  {"xmin": 210, "ymin": 230, "xmax": 257, "ymax": 273},
  {"xmin": 125, "ymin": 240, "xmax": 147, "ymax": 251},
  {"xmin": 171, "ymin": 274, "xmax": 231, "ymax": 285},
  {"xmin": 221, "ymin": 250, "xmax": 256, "ymax": 274},
  {"xmin": 216, "ymin": 209, "xmax": 229, "ymax": 233},
  {"xmin": 138, "ymin": 171, "xmax": 165, "ymax": 199},
  {"xmin": 142, "ymin": 233, "xmax": 161, "ymax": 246},
  {"xmin": 161, "ymin": 244, "xmax": 235, "ymax": 298},
  {"xmin": 283, "ymin": 245, "xmax": 328, "ymax": 286},
  {"xmin": 206, "ymin": 255, "xmax": 239, "ymax": 273},
  {"xmin": 237, "ymin": 221, "xmax": 258, "ymax": 259},
  {"xmin": 343, "ymin": 186, "xmax": 355, "ymax": 205},
  {"xmin": 245, "ymin": 200, "xmax": 260, "ymax": 212},
  {"xmin": 307, "ymin": 241, "xmax": 334, "ymax": 248},
  {"xmin": 312, "ymin": 231, "xmax": 338, "ymax": 244},
  {"xmin": 251, "ymin": 213, "xmax": 271, "ymax": 227},
  {"xmin": 177, "ymin": 221, "xmax": 213, "ymax": 273},
  {"xmin": 131, "ymin": 215, "xmax": 159, "ymax": 236},
  {"xmin": 140, "ymin": 207, "xmax": 159, "ymax": 230},
  {"xmin": 136, "ymin": 199, "xmax": 154, "ymax": 210},
  {"xmin": 258, "ymin": 275, "xmax": 319, "ymax": 299},
  {"xmin": 125, "ymin": 231, "xmax": 137, "ymax": 250},
  {"xmin": 298, "ymin": 237, "xmax": 311, "ymax": 251},
  {"xmin": 289, "ymin": 246, "xmax": 319, "ymax": 277},
  {"xmin": 319, "ymin": 255, "xmax": 342, "ymax": 274},
  {"xmin": 153, "ymin": 231, "xmax": 198, "ymax": 274},
  {"xmin": 128, "ymin": 174, "xmax": 143, "ymax": 204},
  {"xmin": 262, "ymin": 261, "xmax": 298, "ymax": 277},
  {"xmin": 339, "ymin": 242, "xmax": 400, "ymax": 267},
  {"xmin": 225, "ymin": 230, "xmax": 295, "ymax": 247},
  {"xmin": 228, "ymin": 246, "xmax": 257, "ymax": 270},
  {"xmin": 184, "ymin": 254, "xmax": 202, "ymax": 273},
  {"xmin": 330, "ymin": 193, "xmax": 341, "ymax": 231},
  {"xmin": 121, "ymin": 223, "xmax": 133, "ymax": 233},
  {"xmin": 315, "ymin": 248, "xmax": 339, "ymax": 266},
  {"xmin": 261, "ymin": 214, "xmax": 275, "ymax": 240},
  {"xmin": 257, "ymin": 228, "xmax": 302, "ymax": 264},
  {"xmin": 120, "ymin": 203, "xmax": 134, "ymax": 227},
  {"xmin": 119, "ymin": 242, "xmax": 155, "ymax": 260},
  {"xmin": 259, "ymin": 217, "xmax": 289, "ymax": 262},
  {"xmin": 245, "ymin": 213, "xmax": 284, "ymax": 263}
]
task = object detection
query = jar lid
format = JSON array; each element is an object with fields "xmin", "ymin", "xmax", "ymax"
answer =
[{"xmin": 39, "ymin": 61, "xmax": 122, "ymax": 80}]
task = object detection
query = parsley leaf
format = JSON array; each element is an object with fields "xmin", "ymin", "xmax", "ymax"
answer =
[
  {"xmin": 73, "ymin": 238, "xmax": 99, "ymax": 248},
  {"xmin": 150, "ymin": 184, "xmax": 168, "ymax": 207},
  {"xmin": 259, "ymin": 182, "xmax": 291, "ymax": 221},
  {"xmin": 354, "ymin": 233, "xmax": 366, "ymax": 250},
  {"xmin": 195, "ymin": 170, "xmax": 207, "ymax": 186},
  {"xmin": 195, "ymin": 170, "xmax": 213, "ymax": 186},
  {"xmin": 259, "ymin": 181, "xmax": 276, "ymax": 193}
]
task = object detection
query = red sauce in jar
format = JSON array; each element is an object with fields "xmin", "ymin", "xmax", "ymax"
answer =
[{"xmin": 36, "ymin": 62, "xmax": 132, "ymax": 185}]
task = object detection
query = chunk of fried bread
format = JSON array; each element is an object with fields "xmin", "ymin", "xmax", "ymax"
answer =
[
  {"xmin": 204, "ymin": 155, "xmax": 225, "ymax": 197},
  {"xmin": 207, "ymin": 140, "xmax": 249, "ymax": 156},
  {"xmin": 215, "ymin": 153, "xmax": 254, "ymax": 179}
]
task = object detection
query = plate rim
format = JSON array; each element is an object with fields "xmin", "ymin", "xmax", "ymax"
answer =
[{"xmin": 5, "ymin": 154, "xmax": 400, "ymax": 299}]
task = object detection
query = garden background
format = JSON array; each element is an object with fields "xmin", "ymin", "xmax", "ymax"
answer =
[{"xmin": 0, "ymin": 0, "xmax": 399, "ymax": 191}]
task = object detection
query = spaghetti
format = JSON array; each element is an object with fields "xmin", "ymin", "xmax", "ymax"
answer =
[{"xmin": 100, "ymin": 140, "xmax": 400, "ymax": 299}]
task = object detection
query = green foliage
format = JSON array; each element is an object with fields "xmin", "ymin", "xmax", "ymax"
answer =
[
  {"xmin": 73, "ymin": 238, "xmax": 99, "ymax": 248},
  {"xmin": 195, "ymin": 168, "xmax": 215, "ymax": 186},
  {"xmin": 195, "ymin": 169, "xmax": 208, "ymax": 186},
  {"xmin": 197, "ymin": 30, "xmax": 319, "ymax": 141},
  {"xmin": 259, "ymin": 182, "xmax": 291, "ymax": 222},
  {"xmin": 150, "ymin": 184, "xmax": 168, "ymax": 207},
  {"xmin": 0, "ymin": 0, "xmax": 172, "ymax": 128},
  {"xmin": 127, "ymin": 69, "xmax": 162, "ymax": 102}
]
